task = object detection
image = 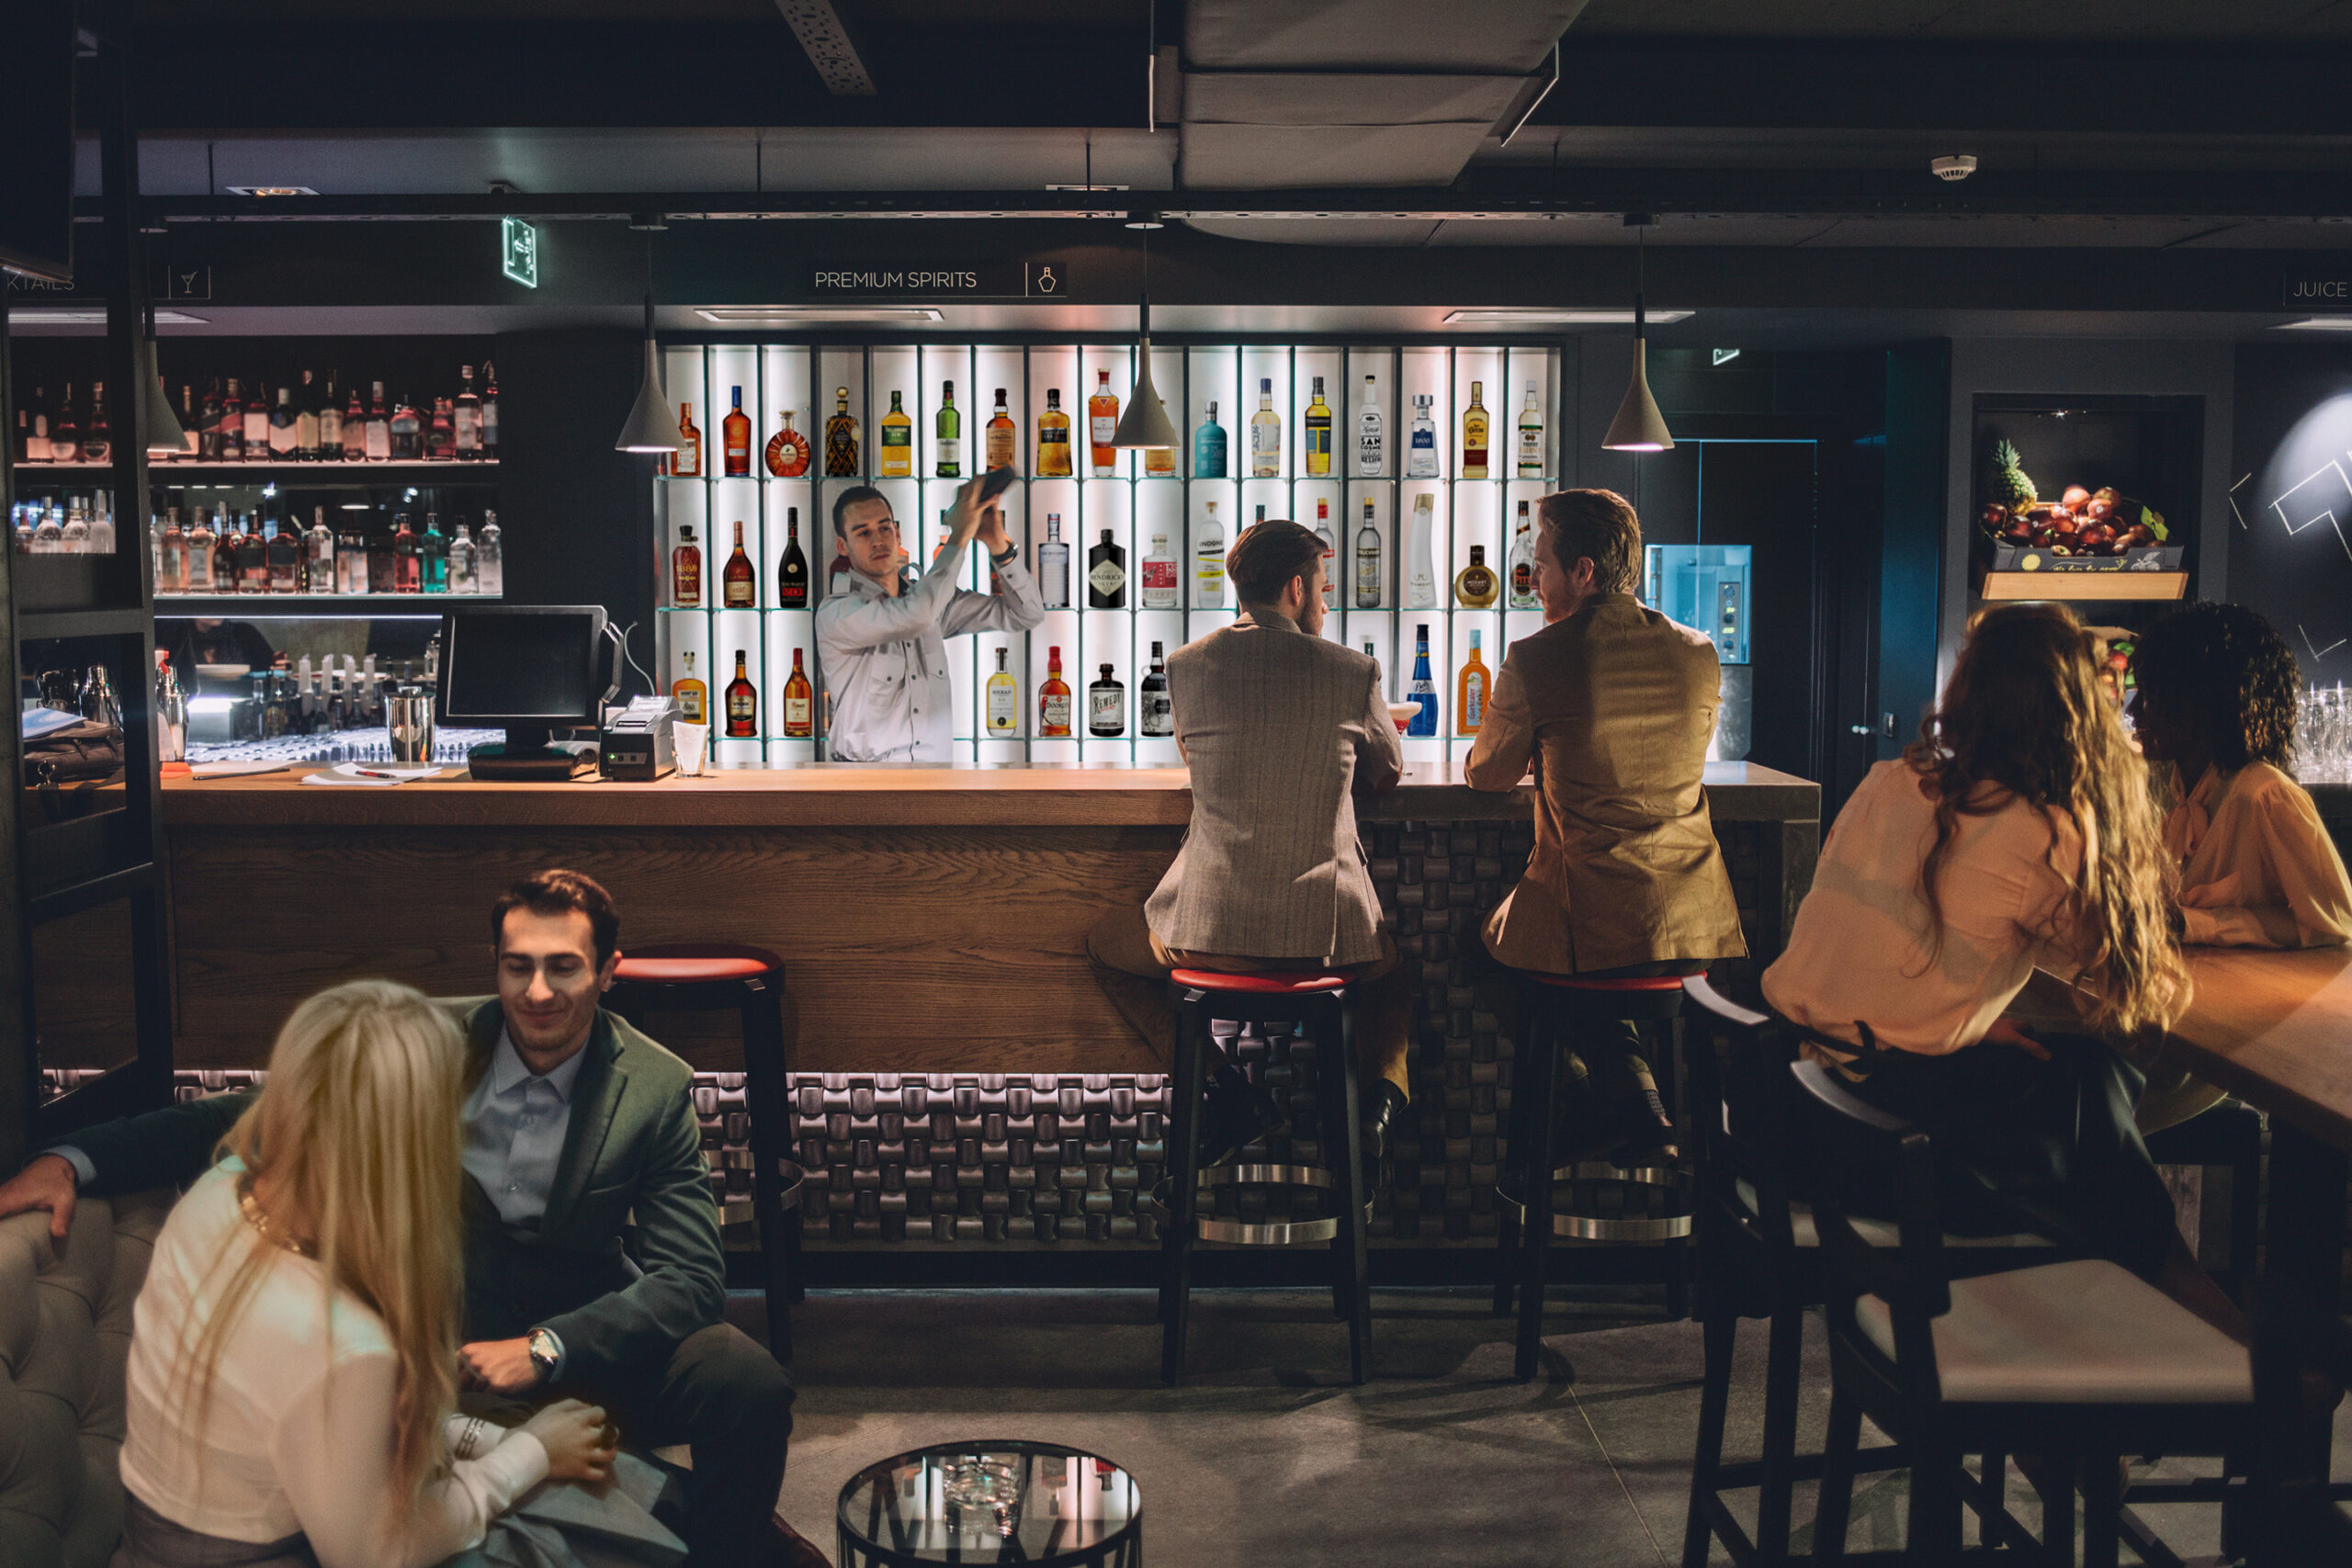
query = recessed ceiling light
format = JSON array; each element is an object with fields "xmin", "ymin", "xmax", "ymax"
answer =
[
  {"xmin": 224, "ymin": 186, "xmax": 318, "ymax": 197},
  {"xmin": 2274, "ymin": 317, "xmax": 2352, "ymax": 331},
  {"xmin": 695, "ymin": 306, "xmax": 944, "ymax": 323},
  {"xmin": 10, "ymin": 309, "xmax": 208, "ymax": 324},
  {"xmin": 1442, "ymin": 308, "xmax": 1694, "ymax": 326}
]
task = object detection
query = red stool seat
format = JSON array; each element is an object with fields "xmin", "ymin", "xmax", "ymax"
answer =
[
  {"xmin": 615, "ymin": 943, "xmax": 785, "ymax": 984},
  {"xmin": 1528, "ymin": 973, "xmax": 1689, "ymax": 992},
  {"xmin": 1169, "ymin": 968, "xmax": 1349, "ymax": 995}
]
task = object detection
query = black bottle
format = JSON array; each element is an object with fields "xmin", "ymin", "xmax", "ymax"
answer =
[
  {"xmin": 1088, "ymin": 662, "xmax": 1125, "ymax": 737},
  {"xmin": 776, "ymin": 506, "xmax": 809, "ymax": 610},
  {"xmin": 1140, "ymin": 640, "xmax": 1172, "ymax": 737},
  {"xmin": 1086, "ymin": 527, "xmax": 1126, "ymax": 610}
]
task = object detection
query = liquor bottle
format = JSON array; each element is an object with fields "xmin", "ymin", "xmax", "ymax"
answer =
[
  {"xmin": 210, "ymin": 379, "xmax": 242, "ymax": 462},
  {"xmin": 1407, "ymin": 394, "xmax": 1438, "ymax": 478},
  {"xmin": 295, "ymin": 372, "xmax": 320, "ymax": 459},
  {"xmin": 1194, "ymin": 501, "xmax": 1226, "ymax": 608},
  {"xmin": 1517, "ymin": 379, "xmax": 1544, "ymax": 477},
  {"xmin": 30, "ymin": 503, "xmax": 62, "ymax": 553},
  {"xmin": 985, "ymin": 388, "xmax": 1016, "ymax": 472},
  {"xmin": 425, "ymin": 394, "xmax": 455, "ymax": 460},
  {"xmin": 186, "ymin": 509, "xmax": 217, "ymax": 591},
  {"xmin": 316, "ymin": 373, "xmax": 341, "ymax": 458},
  {"xmin": 1405, "ymin": 492, "xmax": 1438, "ymax": 609},
  {"xmin": 766, "ymin": 410, "xmax": 810, "ymax": 477},
  {"xmin": 89, "ymin": 494, "xmax": 113, "ymax": 554},
  {"xmin": 1508, "ymin": 501, "xmax": 1539, "ymax": 608},
  {"xmin": 1037, "ymin": 514, "xmax": 1069, "ymax": 608},
  {"xmin": 1456, "ymin": 628, "xmax": 1490, "ymax": 736},
  {"xmin": 390, "ymin": 393, "xmax": 424, "ymax": 460},
  {"xmin": 1193, "ymin": 400, "xmax": 1227, "ymax": 478},
  {"xmin": 673, "ymin": 525, "xmax": 702, "ymax": 606},
  {"xmin": 823, "ymin": 388, "xmax": 860, "ymax": 476},
  {"xmin": 243, "ymin": 379, "xmax": 270, "ymax": 457},
  {"xmin": 267, "ymin": 512, "xmax": 302, "ymax": 592},
  {"xmin": 366, "ymin": 382, "xmax": 392, "ymax": 461},
  {"xmin": 441, "ymin": 519, "xmax": 473, "ymax": 594},
  {"xmin": 673, "ymin": 651, "xmax": 708, "ymax": 726},
  {"xmin": 935, "ymin": 380, "xmax": 961, "ymax": 478},
  {"xmin": 480, "ymin": 361, "xmax": 499, "ymax": 459},
  {"xmin": 720, "ymin": 386, "xmax": 752, "ymax": 477},
  {"xmin": 1462, "ymin": 380, "xmax": 1490, "ymax": 479},
  {"xmin": 1037, "ymin": 646, "xmax": 1073, "ymax": 737},
  {"xmin": 724, "ymin": 650, "xmax": 758, "ymax": 738},
  {"xmin": 238, "ymin": 513, "xmax": 269, "ymax": 593},
  {"xmin": 1455, "ymin": 544, "xmax": 1498, "ymax": 608},
  {"xmin": 1355, "ymin": 498, "xmax": 1383, "ymax": 609},
  {"xmin": 1036, "ymin": 389, "xmax": 1071, "ymax": 477},
  {"xmin": 984, "ymin": 647, "xmax": 1018, "ymax": 736},
  {"xmin": 781, "ymin": 648, "xmax": 814, "ymax": 738},
  {"xmin": 1088, "ymin": 663, "xmax": 1125, "ymax": 737},
  {"xmin": 81, "ymin": 384, "xmax": 110, "ymax": 464},
  {"xmin": 477, "ymin": 511, "xmax": 503, "ymax": 597},
  {"xmin": 723, "ymin": 520, "xmax": 755, "ymax": 608},
  {"xmin": 24, "ymin": 387, "xmax": 51, "ymax": 461},
  {"xmin": 667, "ymin": 400, "xmax": 701, "ymax": 479},
  {"xmin": 421, "ymin": 513, "xmax": 451, "ymax": 592},
  {"xmin": 878, "ymin": 389, "xmax": 912, "ymax": 478},
  {"xmin": 342, "ymin": 386, "xmax": 367, "ymax": 459},
  {"xmin": 1088, "ymin": 368, "xmax": 1120, "ymax": 477},
  {"xmin": 157, "ymin": 507, "xmax": 187, "ymax": 593},
  {"xmin": 269, "ymin": 386, "xmax": 299, "ymax": 457},
  {"xmin": 1249, "ymin": 377, "xmax": 1281, "ymax": 477},
  {"xmin": 1304, "ymin": 376, "xmax": 1333, "ymax": 477},
  {"xmin": 47, "ymin": 384, "xmax": 78, "ymax": 462},
  {"xmin": 368, "ymin": 519, "xmax": 397, "ymax": 592},
  {"xmin": 1140, "ymin": 532, "xmax": 1178, "ymax": 608},
  {"xmin": 1140, "ymin": 641, "xmax": 1172, "ymax": 737},
  {"xmin": 1357, "ymin": 374, "xmax": 1385, "ymax": 477},
  {"xmin": 1314, "ymin": 499, "xmax": 1337, "ymax": 609},
  {"xmin": 453, "ymin": 366, "xmax": 483, "ymax": 459},
  {"xmin": 306, "ymin": 506, "xmax": 335, "ymax": 592},
  {"xmin": 776, "ymin": 507, "xmax": 809, "ymax": 609},
  {"xmin": 1408, "ymin": 625, "xmax": 1438, "ymax": 737},
  {"xmin": 1087, "ymin": 527, "xmax": 1126, "ymax": 609}
]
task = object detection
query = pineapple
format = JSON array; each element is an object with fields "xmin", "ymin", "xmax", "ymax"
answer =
[{"xmin": 1992, "ymin": 439, "xmax": 2038, "ymax": 510}]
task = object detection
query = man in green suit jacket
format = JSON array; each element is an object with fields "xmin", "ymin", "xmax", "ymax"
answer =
[{"xmin": 0, "ymin": 871, "xmax": 821, "ymax": 1568}]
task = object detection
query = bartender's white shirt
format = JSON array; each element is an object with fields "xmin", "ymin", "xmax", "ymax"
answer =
[{"xmin": 815, "ymin": 542, "xmax": 1044, "ymax": 762}]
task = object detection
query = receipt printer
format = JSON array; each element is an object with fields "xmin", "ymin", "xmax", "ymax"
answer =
[{"xmin": 599, "ymin": 695, "xmax": 677, "ymax": 780}]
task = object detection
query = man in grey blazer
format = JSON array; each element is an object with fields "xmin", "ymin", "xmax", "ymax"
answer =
[{"xmin": 1088, "ymin": 518, "xmax": 1412, "ymax": 1175}]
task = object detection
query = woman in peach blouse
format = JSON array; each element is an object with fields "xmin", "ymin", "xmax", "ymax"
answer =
[{"xmin": 2127, "ymin": 602, "xmax": 2352, "ymax": 1130}]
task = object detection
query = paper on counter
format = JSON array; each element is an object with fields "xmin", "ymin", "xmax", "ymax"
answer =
[
  {"xmin": 300, "ymin": 762, "xmax": 446, "ymax": 787},
  {"xmin": 300, "ymin": 771, "xmax": 401, "ymax": 786},
  {"xmin": 189, "ymin": 761, "xmax": 290, "ymax": 779}
]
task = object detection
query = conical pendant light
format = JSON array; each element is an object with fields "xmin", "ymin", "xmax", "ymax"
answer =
[
  {"xmin": 1601, "ymin": 218, "xmax": 1673, "ymax": 453},
  {"xmin": 140, "ymin": 335, "xmax": 187, "ymax": 457},
  {"xmin": 616, "ymin": 291, "xmax": 682, "ymax": 453},
  {"xmin": 1110, "ymin": 215, "xmax": 1180, "ymax": 451}
]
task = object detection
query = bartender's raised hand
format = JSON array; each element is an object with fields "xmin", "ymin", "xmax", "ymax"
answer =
[{"xmin": 943, "ymin": 475, "xmax": 991, "ymax": 556}]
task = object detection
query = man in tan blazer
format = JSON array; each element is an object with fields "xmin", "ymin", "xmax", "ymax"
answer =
[
  {"xmin": 1089, "ymin": 519, "xmax": 1412, "ymax": 1175},
  {"xmin": 1465, "ymin": 488, "xmax": 1746, "ymax": 1163}
]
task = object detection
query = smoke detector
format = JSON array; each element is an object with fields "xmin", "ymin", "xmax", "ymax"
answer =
[{"xmin": 1931, "ymin": 155, "xmax": 1978, "ymax": 182}]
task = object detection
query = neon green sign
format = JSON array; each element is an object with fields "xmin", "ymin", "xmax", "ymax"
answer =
[{"xmin": 502, "ymin": 218, "xmax": 538, "ymax": 288}]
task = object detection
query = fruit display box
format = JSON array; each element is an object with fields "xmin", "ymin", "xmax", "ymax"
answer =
[{"xmin": 1989, "ymin": 543, "xmax": 2187, "ymax": 573}]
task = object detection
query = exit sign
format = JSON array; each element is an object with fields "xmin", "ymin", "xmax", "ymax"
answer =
[{"xmin": 502, "ymin": 218, "xmax": 538, "ymax": 288}]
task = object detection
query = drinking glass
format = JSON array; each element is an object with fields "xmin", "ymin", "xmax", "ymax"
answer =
[{"xmin": 943, "ymin": 1451, "xmax": 1024, "ymax": 1538}]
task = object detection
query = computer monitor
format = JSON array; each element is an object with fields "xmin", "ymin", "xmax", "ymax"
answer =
[{"xmin": 437, "ymin": 605, "xmax": 612, "ymax": 779}]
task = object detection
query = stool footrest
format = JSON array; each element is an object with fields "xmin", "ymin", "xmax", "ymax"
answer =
[{"xmin": 1199, "ymin": 1162, "xmax": 1333, "ymax": 1191}]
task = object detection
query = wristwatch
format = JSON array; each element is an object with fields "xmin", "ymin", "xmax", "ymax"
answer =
[
  {"xmin": 990, "ymin": 543, "xmax": 1019, "ymax": 567},
  {"xmin": 526, "ymin": 1326, "xmax": 561, "ymax": 1384}
]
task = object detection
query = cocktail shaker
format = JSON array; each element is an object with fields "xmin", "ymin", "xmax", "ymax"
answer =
[{"xmin": 388, "ymin": 684, "xmax": 435, "ymax": 764}]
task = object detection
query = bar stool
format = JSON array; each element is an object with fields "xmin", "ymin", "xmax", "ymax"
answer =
[
  {"xmin": 605, "ymin": 942, "xmax": 804, "ymax": 1362},
  {"xmin": 1493, "ymin": 971, "xmax": 1691, "ymax": 1383},
  {"xmin": 1154, "ymin": 968, "xmax": 1373, "ymax": 1387}
]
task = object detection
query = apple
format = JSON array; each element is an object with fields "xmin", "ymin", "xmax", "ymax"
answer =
[
  {"xmin": 1982, "ymin": 502, "xmax": 2010, "ymax": 529},
  {"xmin": 2052, "ymin": 514, "xmax": 2080, "ymax": 536},
  {"xmin": 2086, "ymin": 496, "xmax": 2114, "ymax": 521},
  {"xmin": 2063, "ymin": 485, "xmax": 2091, "ymax": 508}
]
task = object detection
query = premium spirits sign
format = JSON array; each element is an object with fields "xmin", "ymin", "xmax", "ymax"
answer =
[{"xmin": 808, "ymin": 261, "xmax": 1069, "ymax": 299}]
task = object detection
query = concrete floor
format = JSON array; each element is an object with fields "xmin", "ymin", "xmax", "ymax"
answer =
[{"xmin": 722, "ymin": 1287, "xmax": 2351, "ymax": 1567}]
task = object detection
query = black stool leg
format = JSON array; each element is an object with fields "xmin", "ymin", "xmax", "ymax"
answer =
[
  {"xmin": 1660, "ymin": 1015, "xmax": 1693, "ymax": 1322},
  {"xmin": 1679, "ymin": 1305, "xmax": 1736, "ymax": 1568},
  {"xmin": 1753, "ymin": 1300, "xmax": 1804, "ymax": 1565},
  {"xmin": 1324, "ymin": 993, "xmax": 1372, "ymax": 1384},
  {"xmin": 1513, "ymin": 993, "xmax": 1561, "ymax": 1382},
  {"xmin": 1160, "ymin": 989, "xmax": 1208, "ymax": 1386},
  {"xmin": 1493, "ymin": 998, "xmax": 1532, "ymax": 1318},
  {"xmin": 737, "ymin": 973, "xmax": 797, "ymax": 1364},
  {"xmin": 1815, "ymin": 1384, "xmax": 1860, "ymax": 1562}
]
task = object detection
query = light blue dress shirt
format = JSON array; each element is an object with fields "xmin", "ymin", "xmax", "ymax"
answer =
[{"xmin": 463, "ymin": 1028, "xmax": 585, "ymax": 1230}]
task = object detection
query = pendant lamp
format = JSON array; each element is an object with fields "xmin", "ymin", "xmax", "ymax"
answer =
[
  {"xmin": 140, "ymin": 336, "xmax": 187, "ymax": 457},
  {"xmin": 616, "ymin": 291, "xmax": 682, "ymax": 453},
  {"xmin": 1109, "ymin": 215, "xmax": 1180, "ymax": 451},
  {"xmin": 1601, "ymin": 217, "xmax": 1673, "ymax": 453}
]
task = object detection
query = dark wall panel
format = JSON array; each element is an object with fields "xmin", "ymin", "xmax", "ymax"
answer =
[
  {"xmin": 1879, "ymin": 341, "xmax": 1950, "ymax": 761},
  {"xmin": 2229, "ymin": 344, "xmax": 2352, "ymax": 683}
]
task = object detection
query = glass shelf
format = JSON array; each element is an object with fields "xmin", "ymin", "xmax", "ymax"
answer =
[
  {"xmin": 156, "ymin": 593, "xmax": 484, "ymax": 617},
  {"xmin": 17, "ymin": 460, "xmax": 499, "ymax": 479}
]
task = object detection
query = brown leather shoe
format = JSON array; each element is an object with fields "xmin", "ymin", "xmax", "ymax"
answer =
[{"xmin": 769, "ymin": 1511, "xmax": 832, "ymax": 1568}]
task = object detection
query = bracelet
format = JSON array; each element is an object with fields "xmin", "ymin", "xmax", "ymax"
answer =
[{"xmin": 453, "ymin": 1416, "xmax": 492, "ymax": 1461}]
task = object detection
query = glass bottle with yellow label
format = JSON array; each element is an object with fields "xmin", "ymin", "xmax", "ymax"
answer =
[
  {"xmin": 823, "ymin": 388, "xmax": 860, "ymax": 477},
  {"xmin": 1036, "ymin": 389, "xmax": 1072, "ymax": 477},
  {"xmin": 672, "ymin": 650, "xmax": 707, "ymax": 726},
  {"xmin": 1456, "ymin": 629, "xmax": 1490, "ymax": 735},
  {"xmin": 985, "ymin": 647, "xmax": 1019, "ymax": 735},
  {"xmin": 1462, "ymin": 380, "xmax": 1489, "ymax": 479},
  {"xmin": 1303, "ymin": 376, "xmax": 1333, "ymax": 477},
  {"xmin": 781, "ymin": 649, "xmax": 813, "ymax": 738},
  {"xmin": 879, "ymin": 390, "xmax": 913, "ymax": 478}
]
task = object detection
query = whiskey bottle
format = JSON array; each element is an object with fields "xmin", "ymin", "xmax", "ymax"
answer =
[
  {"xmin": 366, "ymin": 382, "xmax": 392, "ymax": 461},
  {"xmin": 1140, "ymin": 532, "xmax": 1178, "ymax": 607},
  {"xmin": 1508, "ymin": 501, "xmax": 1539, "ymax": 608},
  {"xmin": 985, "ymin": 387, "xmax": 1016, "ymax": 472},
  {"xmin": 1139, "ymin": 641, "xmax": 1172, "ymax": 737},
  {"xmin": 238, "ymin": 513, "xmax": 268, "ymax": 593},
  {"xmin": 194, "ymin": 381, "xmax": 219, "ymax": 460},
  {"xmin": 1036, "ymin": 389, "xmax": 1071, "ymax": 477},
  {"xmin": 1456, "ymin": 628, "xmax": 1489, "ymax": 735},
  {"xmin": 1037, "ymin": 514, "xmax": 1069, "ymax": 608},
  {"xmin": 1314, "ymin": 499, "xmax": 1336, "ymax": 609},
  {"xmin": 212, "ymin": 379, "xmax": 242, "ymax": 463},
  {"xmin": 1406, "ymin": 394, "xmax": 1437, "ymax": 478},
  {"xmin": 269, "ymin": 386, "xmax": 299, "ymax": 457},
  {"xmin": 157, "ymin": 507, "xmax": 187, "ymax": 593},
  {"xmin": 298, "ymin": 371, "xmax": 322, "ymax": 459},
  {"xmin": 1249, "ymin": 377, "xmax": 1281, "ymax": 477},
  {"xmin": 80, "ymin": 383, "xmax": 110, "ymax": 464},
  {"xmin": 243, "ymin": 379, "xmax": 270, "ymax": 457},
  {"xmin": 185, "ymin": 509, "xmax": 217, "ymax": 591},
  {"xmin": 1354, "ymin": 498, "xmax": 1383, "ymax": 609},
  {"xmin": 1038, "ymin": 646, "xmax": 1072, "ymax": 737},
  {"xmin": 343, "ymin": 386, "xmax": 368, "ymax": 459},
  {"xmin": 723, "ymin": 519, "xmax": 755, "ymax": 608},
  {"xmin": 476, "ymin": 511, "xmax": 503, "ymax": 597},
  {"xmin": 674, "ymin": 401, "xmax": 704, "ymax": 479},
  {"xmin": 673, "ymin": 524, "xmax": 703, "ymax": 606},
  {"xmin": 1357, "ymin": 374, "xmax": 1385, "ymax": 477},
  {"xmin": 434, "ymin": 396, "xmax": 462, "ymax": 460},
  {"xmin": 673, "ymin": 650, "xmax": 708, "ymax": 726},
  {"xmin": 1454, "ymin": 543, "xmax": 1498, "ymax": 608},
  {"xmin": 765, "ymin": 410, "xmax": 810, "ymax": 477},
  {"xmin": 455, "ymin": 366, "xmax": 484, "ymax": 459},
  {"xmin": 984, "ymin": 646, "xmax": 1018, "ymax": 735},
  {"xmin": 1193, "ymin": 400, "xmax": 1227, "ymax": 478},
  {"xmin": 878, "ymin": 389, "xmax": 912, "ymax": 478},
  {"xmin": 724, "ymin": 649, "xmax": 758, "ymax": 739},
  {"xmin": 823, "ymin": 387, "xmax": 860, "ymax": 477},
  {"xmin": 1462, "ymin": 379, "xmax": 1490, "ymax": 479},
  {"xmin": 776, "ymin": 507, "xmax": 809, "ymax": 609},
  {"xmin": 1087, "ymin": 527, "xmax": 1126, "ymax": 609},
  {"xmin": 1516, "ymin": 379, "xmax": 1544, "ymax": 477},
  {"xmin": 1408, "ymin": 625, "xmax": 1438, "ymax": 737},
  {"xmin": 266, "ymin": 512, "xmax": 302, "ymax": 592},
  {"xmin": 390, "ymin": 394, "xmax": 424, "ymax": 461},
  {"xmin": 420, "ymin": 513, "xmax": 449, "ymax": 592},
  {"xmin": 1088, "ymin": 663, "xmax": 1125, "ymax": 737},
  {"xmin": 1193, "ymin": 501, "xmax": 1225, "ymax": 608},
  {"xmin": 480, "ymin": 362, "xmax": 499, "ymax": 458},
  {"xmin": 781, "ymin": 648, "xmax": 813, "ymax": 738},
  {"xmin": 1304, "ymin": 375, "xmax": 1332, "ymax": 477},
  {"xmin": 723, "ymin": 386, "xmax": 752, "ymax": 477},
  {"xmin": 1088, "ymin": 368, "xmax": 1119, "ymax": 477},
  {"xmin": 935, "ymin": 380, "xmax": 961, "ymax": 478}
]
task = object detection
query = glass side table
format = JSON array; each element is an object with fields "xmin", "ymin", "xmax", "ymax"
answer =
[{"xmin": 836, "ymin": 1440, "xmax": 1142, "ymax": 1567}]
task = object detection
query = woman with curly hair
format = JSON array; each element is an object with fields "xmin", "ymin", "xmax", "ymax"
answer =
[{"xmin": 1763, "ymin": 604, "xmax": 2237, "ymax": 1335}]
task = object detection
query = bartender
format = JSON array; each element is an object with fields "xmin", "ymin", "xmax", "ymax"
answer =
[
  {"xmin": 816, "ymin": 474, "xmax": 1043, "ymax": 762},
  {"xmin": 160, "ymin": 618, "xmax": 278, "ymax": 688}
]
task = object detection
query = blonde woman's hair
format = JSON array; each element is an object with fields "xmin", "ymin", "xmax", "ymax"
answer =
[
  {"xmin": 173, "ymin": 980, "xmax": 468, "ymax": 1506},
  {"xmin": 1904, "ymin": 602, "xmax": 2188, "ymax": 1039}
]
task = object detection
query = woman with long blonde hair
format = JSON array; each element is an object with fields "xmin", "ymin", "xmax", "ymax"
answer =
[
  {"xmin": 1763, "ymin": 604, "xmax": 2233, "ymax": 1332},
  {"xmin": 115, "ymin": 980, "xmax": 616, "ymax": 1568}
]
